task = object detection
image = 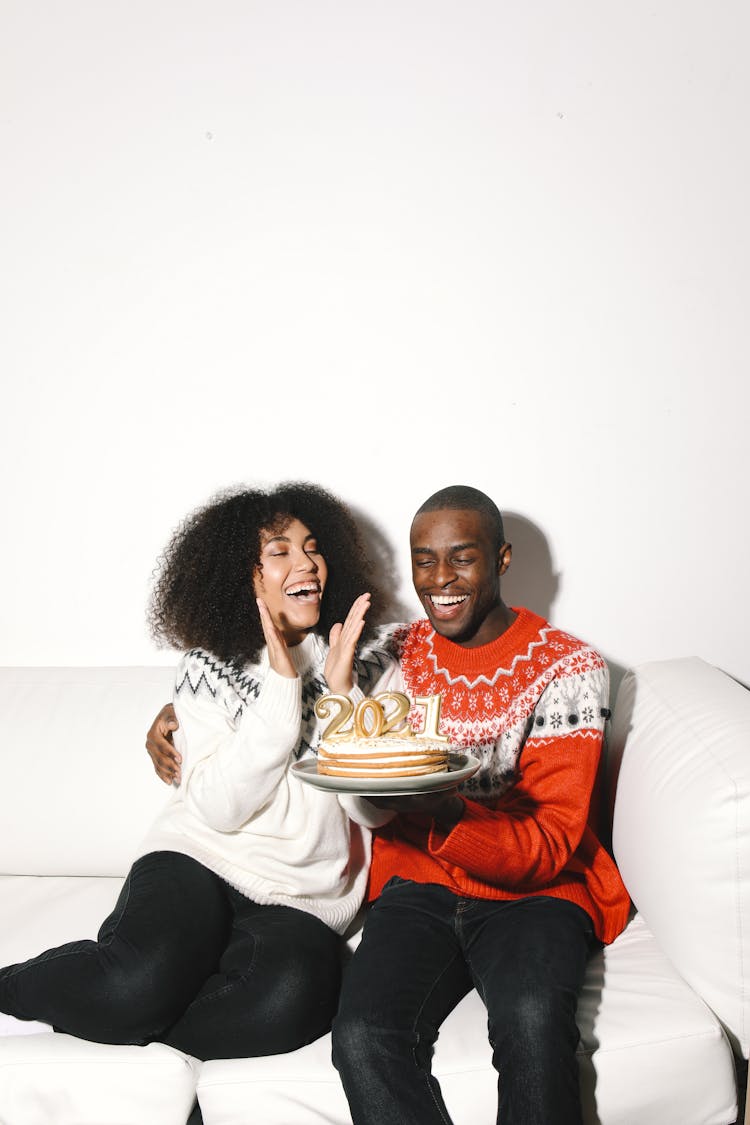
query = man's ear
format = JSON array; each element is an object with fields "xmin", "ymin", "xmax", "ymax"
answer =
[{"xmin": 498, "ymin": 542, "xmax": 512, "ymax": 577}]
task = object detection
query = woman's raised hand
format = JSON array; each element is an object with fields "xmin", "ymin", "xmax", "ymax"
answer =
[
  {"xmin": 325, "ymin": 592, "xmax": 371, "ymax": 695},
  {"xmin": 257, "ymin": 598, "xmax": 298, "ymax": 679}
]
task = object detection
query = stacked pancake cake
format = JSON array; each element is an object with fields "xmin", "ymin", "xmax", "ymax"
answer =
[
  {"xmin": 317, "ymin": 734, "xmax": 449, "ymax": 778},
  {"xmin": 316, "ymin": 692, "xmax": 450, "ymax": 779}
]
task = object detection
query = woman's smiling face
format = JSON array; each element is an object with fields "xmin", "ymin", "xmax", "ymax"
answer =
[{"xmin": 253, "ymin": 517, "xmax": 328, "ymax": 646}]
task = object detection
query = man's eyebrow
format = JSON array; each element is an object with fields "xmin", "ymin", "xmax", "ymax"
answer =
[{"xmin": 411, "ymin": 541, "xmax": 479, "ymax": 554}]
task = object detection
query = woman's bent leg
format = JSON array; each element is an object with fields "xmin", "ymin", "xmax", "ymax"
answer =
[
  {"xmin": 164, "ymin": 892, "xmax": 344, "ymax": 1060},
  {"xmin": 0, "ymin": 852, "xmax": 231, "ymax": 1045}
]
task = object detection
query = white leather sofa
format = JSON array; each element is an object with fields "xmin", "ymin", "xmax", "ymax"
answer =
[{"xmin": 0, "ymin": 657, "xmax": 747, "ymax": 1125}]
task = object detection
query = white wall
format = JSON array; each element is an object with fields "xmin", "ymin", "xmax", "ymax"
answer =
[{"xmin": 2, "ymin": 1, "xmax": 748, "ymax": 686}]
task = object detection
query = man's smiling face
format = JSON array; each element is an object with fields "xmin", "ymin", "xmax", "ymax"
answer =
[{"xmin": 410, "ymin": 507, "xmax": 511, "ymax": 648}]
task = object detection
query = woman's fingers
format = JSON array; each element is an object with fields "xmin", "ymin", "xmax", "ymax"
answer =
[
  {"xmin": 325, "ymin": 593, "xmax": 371, "ymax": 694},
  {"xmin": 340, "ymin": 592, "xmax": 371, "ymax": 639},
  {"xmin": 330, "ymin": 593, "xmax": 370, "ymax": 653}
]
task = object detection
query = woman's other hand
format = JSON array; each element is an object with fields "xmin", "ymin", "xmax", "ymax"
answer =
[
  {"xmin": 325, "ymin": 592, "xmax": 371, "ymax": 695},
  {"xmin": 257, "ymin": 597, "xmax": 298, "ymax": 679},
  {"xmin": 146, "ymin": 703, "xmax": 181, "ymax": 784}
]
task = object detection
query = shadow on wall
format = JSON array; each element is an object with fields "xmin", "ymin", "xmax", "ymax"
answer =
[
  {"xmin": 351, "ymin": 507, "xmax": 414, "ymax": 626},
  {"xmin": 501, "ymin": 512, "xmax": 560, "ymax": 622},
  {"xmin": 501, "ymin": 512, "xmax": 628, "ymax": 701}
]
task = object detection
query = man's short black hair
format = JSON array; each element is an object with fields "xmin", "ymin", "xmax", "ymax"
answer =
[{"xmin": 414, "ymin": 485, "xmax": 506, "ymax": 552}]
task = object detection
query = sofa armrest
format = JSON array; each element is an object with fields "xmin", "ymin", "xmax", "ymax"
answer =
[{"xmin": 609, "ymin": 657, "xmax": 750, "ymax": 1059}]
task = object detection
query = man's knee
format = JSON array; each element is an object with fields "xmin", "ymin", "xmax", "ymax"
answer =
[
  {"xmin": 331, "ymin": 1006, "xmax": 373, "ymax": 1074},
  {"xmin": 491, "ymin": 986, "xmax": 578, "ymax": 1061}
]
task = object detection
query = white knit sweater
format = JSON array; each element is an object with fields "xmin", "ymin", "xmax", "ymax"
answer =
[{"xmin": 137, "ymin": 632, "xmax": 400, "ymax": 935}]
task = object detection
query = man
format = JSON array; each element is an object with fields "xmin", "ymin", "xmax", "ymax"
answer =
[
  {"xmin": 330, "ymin": 485, "xmax": 630, "ymax": 1125},
  {"xmin": 147, "ymin": 485, "xmax": 630, "ymax": 1124}
]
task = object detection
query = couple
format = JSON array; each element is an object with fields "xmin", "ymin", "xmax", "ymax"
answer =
[{"xmin": 0, "ymin": 480, "xmax": 630, "ymax": 1125}]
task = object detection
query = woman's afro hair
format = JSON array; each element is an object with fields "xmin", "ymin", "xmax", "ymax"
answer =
[{"xmin": 148, "ymin": 481, "xmax": 386, "ymax": 667}]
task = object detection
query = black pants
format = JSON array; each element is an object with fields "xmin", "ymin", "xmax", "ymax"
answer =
[
  {"xmin": 333, "ymin": 880, "xmax": 594, "ymax": 1125},
  {"xmin": 0, "ymin": 851, "xmax": 344, "ymax": 1060}
]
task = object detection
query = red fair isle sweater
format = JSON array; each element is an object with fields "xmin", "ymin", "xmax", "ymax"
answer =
[{"xmin": 368, "ymin": 608, "xmax": 631, "ymax": 944}]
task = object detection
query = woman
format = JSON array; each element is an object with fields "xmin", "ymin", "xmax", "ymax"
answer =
[{"xmin": 0, "ymin": 482, "xmax": 398, "ymax": 1061}]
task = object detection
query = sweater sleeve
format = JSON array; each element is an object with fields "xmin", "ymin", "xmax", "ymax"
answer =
[
  {"xmin": 425, "ymin": 664, "xmax": 608, "ymax": 889},
  {"xmin": 173, "ymin": 654, "xmax": 303, "ymax": 833}
]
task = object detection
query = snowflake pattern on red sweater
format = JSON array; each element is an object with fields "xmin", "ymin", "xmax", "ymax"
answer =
[{"xmin": 385, "ymin": 609, "xmax": 609, "ymax": 802}]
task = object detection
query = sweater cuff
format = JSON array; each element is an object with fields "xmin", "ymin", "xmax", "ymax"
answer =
[
  {"xmin": 252, "ymin": 668, "xmax": 302, "ymax": 730},
  {"xmin": 427, "ymin": 799, "xmax": 496, "ymax": 865},
  {"xmin": 338, "ymin": 794, "xmax": 397, "ymax": 829}
]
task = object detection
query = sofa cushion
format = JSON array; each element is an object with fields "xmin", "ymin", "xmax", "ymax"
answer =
[
  {"xmin": 0, "ymin": 1034, "xmax": 198, "ymax": 1125},
  {"xmin": 609, "ymin": 657, "xmax": 750, "ymax": 1057},
  {"xmin": 576, "ymin": 913, "xmax": 737, "ymax": 1125}
]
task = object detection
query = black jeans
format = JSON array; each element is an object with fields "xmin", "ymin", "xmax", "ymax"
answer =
[
  {"xmin": 0, "ymin": 851, "xmax": 343, "ymax": 1060},
  {"xmin": 332, "ymin": 880, "xmax": 594, "ymax": 1125}
]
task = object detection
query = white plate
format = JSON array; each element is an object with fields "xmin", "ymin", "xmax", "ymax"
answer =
[{"xmin": 291, "ymin": 753, "xmax": 480, "ymax": 796}]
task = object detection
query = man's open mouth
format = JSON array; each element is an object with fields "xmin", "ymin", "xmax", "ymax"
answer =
[{"xmin": 429, "ymin": 595, "xmax": 468, "ymax": 607}]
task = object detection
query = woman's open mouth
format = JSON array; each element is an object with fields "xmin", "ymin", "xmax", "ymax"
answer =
[{"xmin": 285, "ymin": 582, "xmax": 322, "ymax": 604}]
